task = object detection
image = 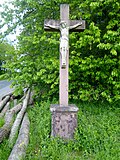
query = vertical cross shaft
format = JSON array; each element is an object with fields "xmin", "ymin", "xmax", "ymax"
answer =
[
  {"xmin": 44, "ymin": 4, "xmax": 85, "ymax": 107},
  {"xmin": 60, "ymin": 4, "xmax": 69, "ymax": 106}
]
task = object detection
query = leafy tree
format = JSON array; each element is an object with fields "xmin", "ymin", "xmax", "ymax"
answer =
[
  {"xmin": 1, "ymin": 0, "xmax": 120, "ymax": 102},
  {"xmin": 0, "ymin": 41, "xmax": 15, "ymax": 75},
  {"xmin": 69, "ymin": 0, "xmax": 120, "ymax": 102}
]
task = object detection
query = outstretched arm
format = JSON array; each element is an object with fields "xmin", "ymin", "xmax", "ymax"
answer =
[
  {"xmin": 69, "ymin": 22, "xmax": 82, "ymax": 30},
  {"xmin": 44, "ymin": 23, "xmax": 59, "ymax": 29}
]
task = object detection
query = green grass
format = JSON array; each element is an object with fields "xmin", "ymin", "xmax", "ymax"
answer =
[
  {"xmin": 25, "ymin": 101, "xmax": 120, "ymax": 160},
  {"xmin": 0, "ymin": 140, "xmax": 11, "ymax": 159},
  {"xmin": 0, "ymin": 117, "xmax": 5, "ymax": 127},
  {"xmin": 0, "ymin": 100, "xmax": 119, "ymax": 160}
]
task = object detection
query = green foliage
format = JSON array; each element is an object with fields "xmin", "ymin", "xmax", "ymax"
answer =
[
  {"xmin": 69, "ymin": 0, "xmax": 120, "ymax": 103},
  {"xmin": 0, "ymin": 41, "xmax": 15, "ymax": 75},
  {"xmin": 1, "ymin": 0, "xmax": 120, "ymax": 102}
]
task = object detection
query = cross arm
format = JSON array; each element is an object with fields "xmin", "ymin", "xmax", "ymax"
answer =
[
  {"xmin": 69, "ymin": 20, "xmax": 85, "ymax": 32},
  {"xmin": 44, "ymin": 20, "xmax": 60, "ymax": 32},
  {"xmin": 44, "ymin": 19, "xmax": 85, "ymax": 32}
]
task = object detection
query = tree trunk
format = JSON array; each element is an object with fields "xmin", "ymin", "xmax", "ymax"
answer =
[
  {"xmin": 9, "ymin": 89, "xmax": 30, "ymax": 145},
  {"xmin": 29, "ymin": 91, "xmax": 34, "ymax": 105},
  {"xmin": 0, "ymin": 102, "xmax": 10, "ymax": 118},
  {"xmin": 0, "ymin": 103, "xmax": 22, "ymax": 143},
  {"xmin": 8, "ymin": 113, "xmax": 30, "ymax": 160},
  {"xmin": 0, "ymin": 110, "xmax": 14, "ymax": 143},
  {"xmin": 0, "ymin": 96, "xmax": 10, "ymax": 111},
  {"xmin": 10, "ymin": 103, "xmax": 22, "ymax": 113},
  {"xmin": 13, "ymin": 99, "xmax": 17, "ymax": 107}
]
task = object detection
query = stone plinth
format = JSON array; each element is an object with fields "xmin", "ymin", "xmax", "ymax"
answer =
[{"xmin": 50, "ymin": 104, "xmax": 79, "ymax": 139}]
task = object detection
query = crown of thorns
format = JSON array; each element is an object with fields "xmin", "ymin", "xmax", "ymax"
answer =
[{"xmin": 60, "ymin": 21, "xmax": 67, "ymax": 28}]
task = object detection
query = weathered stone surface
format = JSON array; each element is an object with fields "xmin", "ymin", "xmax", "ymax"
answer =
[
  {"xmin": 44, "ymin": 20, "xmax": 85, "ymax": 32},
  {"xmin": 50, "ymin": 104, "xmax": 79, "ymax": 139}
]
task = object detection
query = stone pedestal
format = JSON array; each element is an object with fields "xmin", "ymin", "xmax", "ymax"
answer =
[{"xmin": 50, "ymin": 104, "xmax": 79, "ymax": 139}]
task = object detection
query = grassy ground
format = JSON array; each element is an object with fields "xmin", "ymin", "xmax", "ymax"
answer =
[{"xmin": 0, "ymin": 100, "xmax": 119, "ymax": 160}]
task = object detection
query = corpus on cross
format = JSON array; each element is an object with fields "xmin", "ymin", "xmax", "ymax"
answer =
[{"xmin": 45, "ymin": 21, "xmax": 82, "ymax": 68}]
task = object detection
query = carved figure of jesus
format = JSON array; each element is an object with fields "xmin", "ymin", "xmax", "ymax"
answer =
[
  {"xmin": 45, "ymin": 21, "xmax": 82, "ymax": 68},
  {"xmin": 60, "ymin": 21, "xmax": 69, "ymax": 68}
]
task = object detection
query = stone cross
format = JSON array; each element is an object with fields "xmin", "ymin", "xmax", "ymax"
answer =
[{"xmin": 44, "ymin": 4, "xmax": 85, "ymax": 106}]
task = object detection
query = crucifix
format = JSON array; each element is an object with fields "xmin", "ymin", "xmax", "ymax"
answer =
[
  {"xmin": 44, "ymin": 4, "xmax": 85, "ymax": 107},
  {"xmin": 44, "ymin": 4, "xmax": 85, "ymax": 139}
]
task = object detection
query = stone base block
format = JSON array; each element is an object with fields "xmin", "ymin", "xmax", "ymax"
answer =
[{"xmin": 50, "ymin": 104, "xmax": 79, "ymax": 139}]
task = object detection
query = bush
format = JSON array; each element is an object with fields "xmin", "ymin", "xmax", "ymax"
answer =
[{"xmin": 1, "ymin": 0, "xmax": 120, "ymax": 103}]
